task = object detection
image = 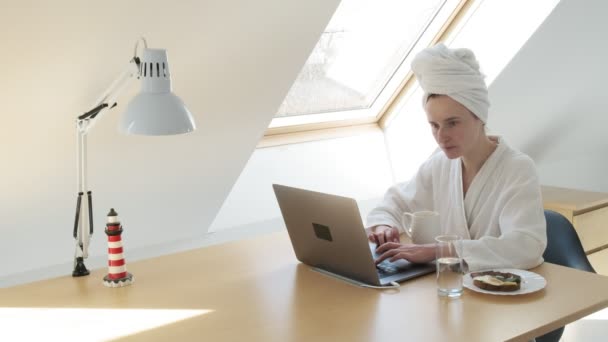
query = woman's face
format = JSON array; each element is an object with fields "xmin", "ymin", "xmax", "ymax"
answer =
[{"xmin": 425, "ymin": 95, "xmax": 484, "ymax": 160}]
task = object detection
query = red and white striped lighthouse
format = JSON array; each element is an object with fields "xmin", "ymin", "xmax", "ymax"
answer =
[{"xmin": 103, "ymin": 208, "xmax": 134, "ymax": 287}]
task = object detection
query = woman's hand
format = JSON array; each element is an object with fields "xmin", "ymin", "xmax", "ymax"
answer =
[
  {"xmin": 374, "ymin": 242, "xmax": 436, "ymax": 264},
  {"xmin": 367, "ymin": 225, "xmax": 400, "ymax": 246}
]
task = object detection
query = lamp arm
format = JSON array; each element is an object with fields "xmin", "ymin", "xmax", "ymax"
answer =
[
  {"xmin": 72, "ymin": 57, "xmax": 140, "ymax": 276},
  {"xmin": 78, "ymin": 58, "xmax": 140, "ymax": 133}
]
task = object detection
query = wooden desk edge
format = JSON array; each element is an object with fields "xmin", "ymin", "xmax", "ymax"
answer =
[{"xmin": 541, "ymin": 185, "xmax": 608, "ymax": 214}]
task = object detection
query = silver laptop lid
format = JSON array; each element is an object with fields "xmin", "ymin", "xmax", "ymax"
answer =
[{"xmin": 273, "ymin": 184, "xmax": 382, "ymax": 285}]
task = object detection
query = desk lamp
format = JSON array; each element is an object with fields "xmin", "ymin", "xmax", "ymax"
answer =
[{"xmin": 72, "ymin": 38, "xmax": 196, "ymax": 277}]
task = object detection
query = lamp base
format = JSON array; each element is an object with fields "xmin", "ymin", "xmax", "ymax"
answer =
[{"xmin": 72, "ymin": 257, "xmax": 90, "ymax": 277}]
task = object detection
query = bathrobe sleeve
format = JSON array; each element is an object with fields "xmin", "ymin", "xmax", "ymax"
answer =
[
  {"xmin": 366, "ymin": 157, "xmax": 435, "ymax": 233},
  {"xmin": 460, "ymin": 156, "xmax": 547, "ymax": 271}
]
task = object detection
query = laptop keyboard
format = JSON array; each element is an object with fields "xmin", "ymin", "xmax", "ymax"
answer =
[{"xmin": 376, "ymin": 260, "xmax": 399, "ymax": 275}]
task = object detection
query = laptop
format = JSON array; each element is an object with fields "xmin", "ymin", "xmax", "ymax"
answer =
[{"xmin": 273, "ymin": 184, "xmax": 435, "ymax": 287}]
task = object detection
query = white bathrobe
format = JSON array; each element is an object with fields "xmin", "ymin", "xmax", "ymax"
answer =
[{"xmin": 366, "ymin": 137, "xmax": 547, "ymax": 271}]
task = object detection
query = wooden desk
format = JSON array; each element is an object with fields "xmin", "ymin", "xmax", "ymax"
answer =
[{"xmin": 1, "ymin": 232, "xmax": 608, "ymax": 341}]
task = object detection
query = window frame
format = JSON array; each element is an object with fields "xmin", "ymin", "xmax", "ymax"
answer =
[{"xmin": 260, "ymin": 0, "xmax": 475, "ymax": 148}]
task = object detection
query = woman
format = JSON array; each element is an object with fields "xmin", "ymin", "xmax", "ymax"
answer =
[{"xmin": 367, "ymin": 43, "xmax": 546, "ymax": 272}]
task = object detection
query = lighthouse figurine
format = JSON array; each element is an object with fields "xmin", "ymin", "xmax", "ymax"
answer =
[{"xmin": 103, "ymin": 208, "xmax": 134, "ymax": 287}]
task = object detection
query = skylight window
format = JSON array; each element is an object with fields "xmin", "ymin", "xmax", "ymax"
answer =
[{"xmin": 270, "ymin": 0, "xmax": 464, "ymax": 129}]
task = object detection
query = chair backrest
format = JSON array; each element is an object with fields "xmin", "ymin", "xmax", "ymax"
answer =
[
  {"xmin": 543, "ymin": 210, "xmax": 596, "ymax": 273},
  {"xmin": 536, "ymin": 210, "xmax": 596, "ymax": 342}
]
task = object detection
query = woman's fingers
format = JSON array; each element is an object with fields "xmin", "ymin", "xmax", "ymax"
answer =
[
  {"xmin": 387, "ymin": 227, "xmax": 400, "ymax": 243},
  {"xmin": 375, "ymin": 244, "xmax": 435, "ymax": 264},
  {"xmin": 377, "ymin": 233, "xmax": 386, "ymax": 245},
  {"xmin": 390, "ymin": 252, "xmax": 409, "ymax": 262},
  {"xmin": 385, "ymin": 229, "xmax": 393, "ymax": 243},
  {"xmin": 375, "ymin": 249, "xmax": 399, "ymax": 264},
  {"xmin": 375, "ymin": 242, "xmax": 401, "ymax": 254},
  {"xmin": 375, "ymin": 245, "xmax": 408, "ymax": 264}
]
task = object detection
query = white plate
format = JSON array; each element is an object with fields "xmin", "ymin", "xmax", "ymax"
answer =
[{"xmin": 463, "ymin": 268, "xmax": 547, "ymax": 295}]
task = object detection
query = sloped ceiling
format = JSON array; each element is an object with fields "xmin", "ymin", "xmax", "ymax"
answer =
[
  {"xmin": 0, "ymin": 0, "xmax": 340, "ymax": 273},
  {"xmin": 489, "ymin": 0, "xmax": 608, "ymax": 192}
]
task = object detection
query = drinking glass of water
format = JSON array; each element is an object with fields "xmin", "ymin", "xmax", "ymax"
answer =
[{"xmin": 435, "ymin": 235, "xmax": 463, "ymax": 298}]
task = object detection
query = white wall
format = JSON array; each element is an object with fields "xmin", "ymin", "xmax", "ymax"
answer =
[
  {"xmin": 489, "ymin": 0, "xmax": 608, "ymax": 192},
  {"xmin": 0, "ymin": 0, "xmax": 340, "ymax": 285},
  {"xmin": 209, "ymin": 129, "xmax": 394, "ymax": 232}
]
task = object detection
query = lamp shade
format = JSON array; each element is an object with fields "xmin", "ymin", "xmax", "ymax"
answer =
[{"xmin": 120, "ymin": 48, "xmax": 196, "ymax": 135}]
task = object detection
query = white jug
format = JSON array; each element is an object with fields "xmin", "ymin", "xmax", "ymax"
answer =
[{"xmin": 401, "ymin": 211, "xmax": 440, "ymax": 244}]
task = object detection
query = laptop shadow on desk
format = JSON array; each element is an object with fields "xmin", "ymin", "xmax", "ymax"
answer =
[{"xmin": 284, "ymin": 264, "xmax": 383, "ymax": 339}]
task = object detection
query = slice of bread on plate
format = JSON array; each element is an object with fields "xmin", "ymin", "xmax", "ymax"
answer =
[{"xmin": 470, "ymin": 270, "xmax": 522, "ymax": 292}]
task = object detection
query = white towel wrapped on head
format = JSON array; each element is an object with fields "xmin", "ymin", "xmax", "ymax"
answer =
[{"xmin": 411, "ymin": 43, "xmax": 490, "ymax": 123}]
